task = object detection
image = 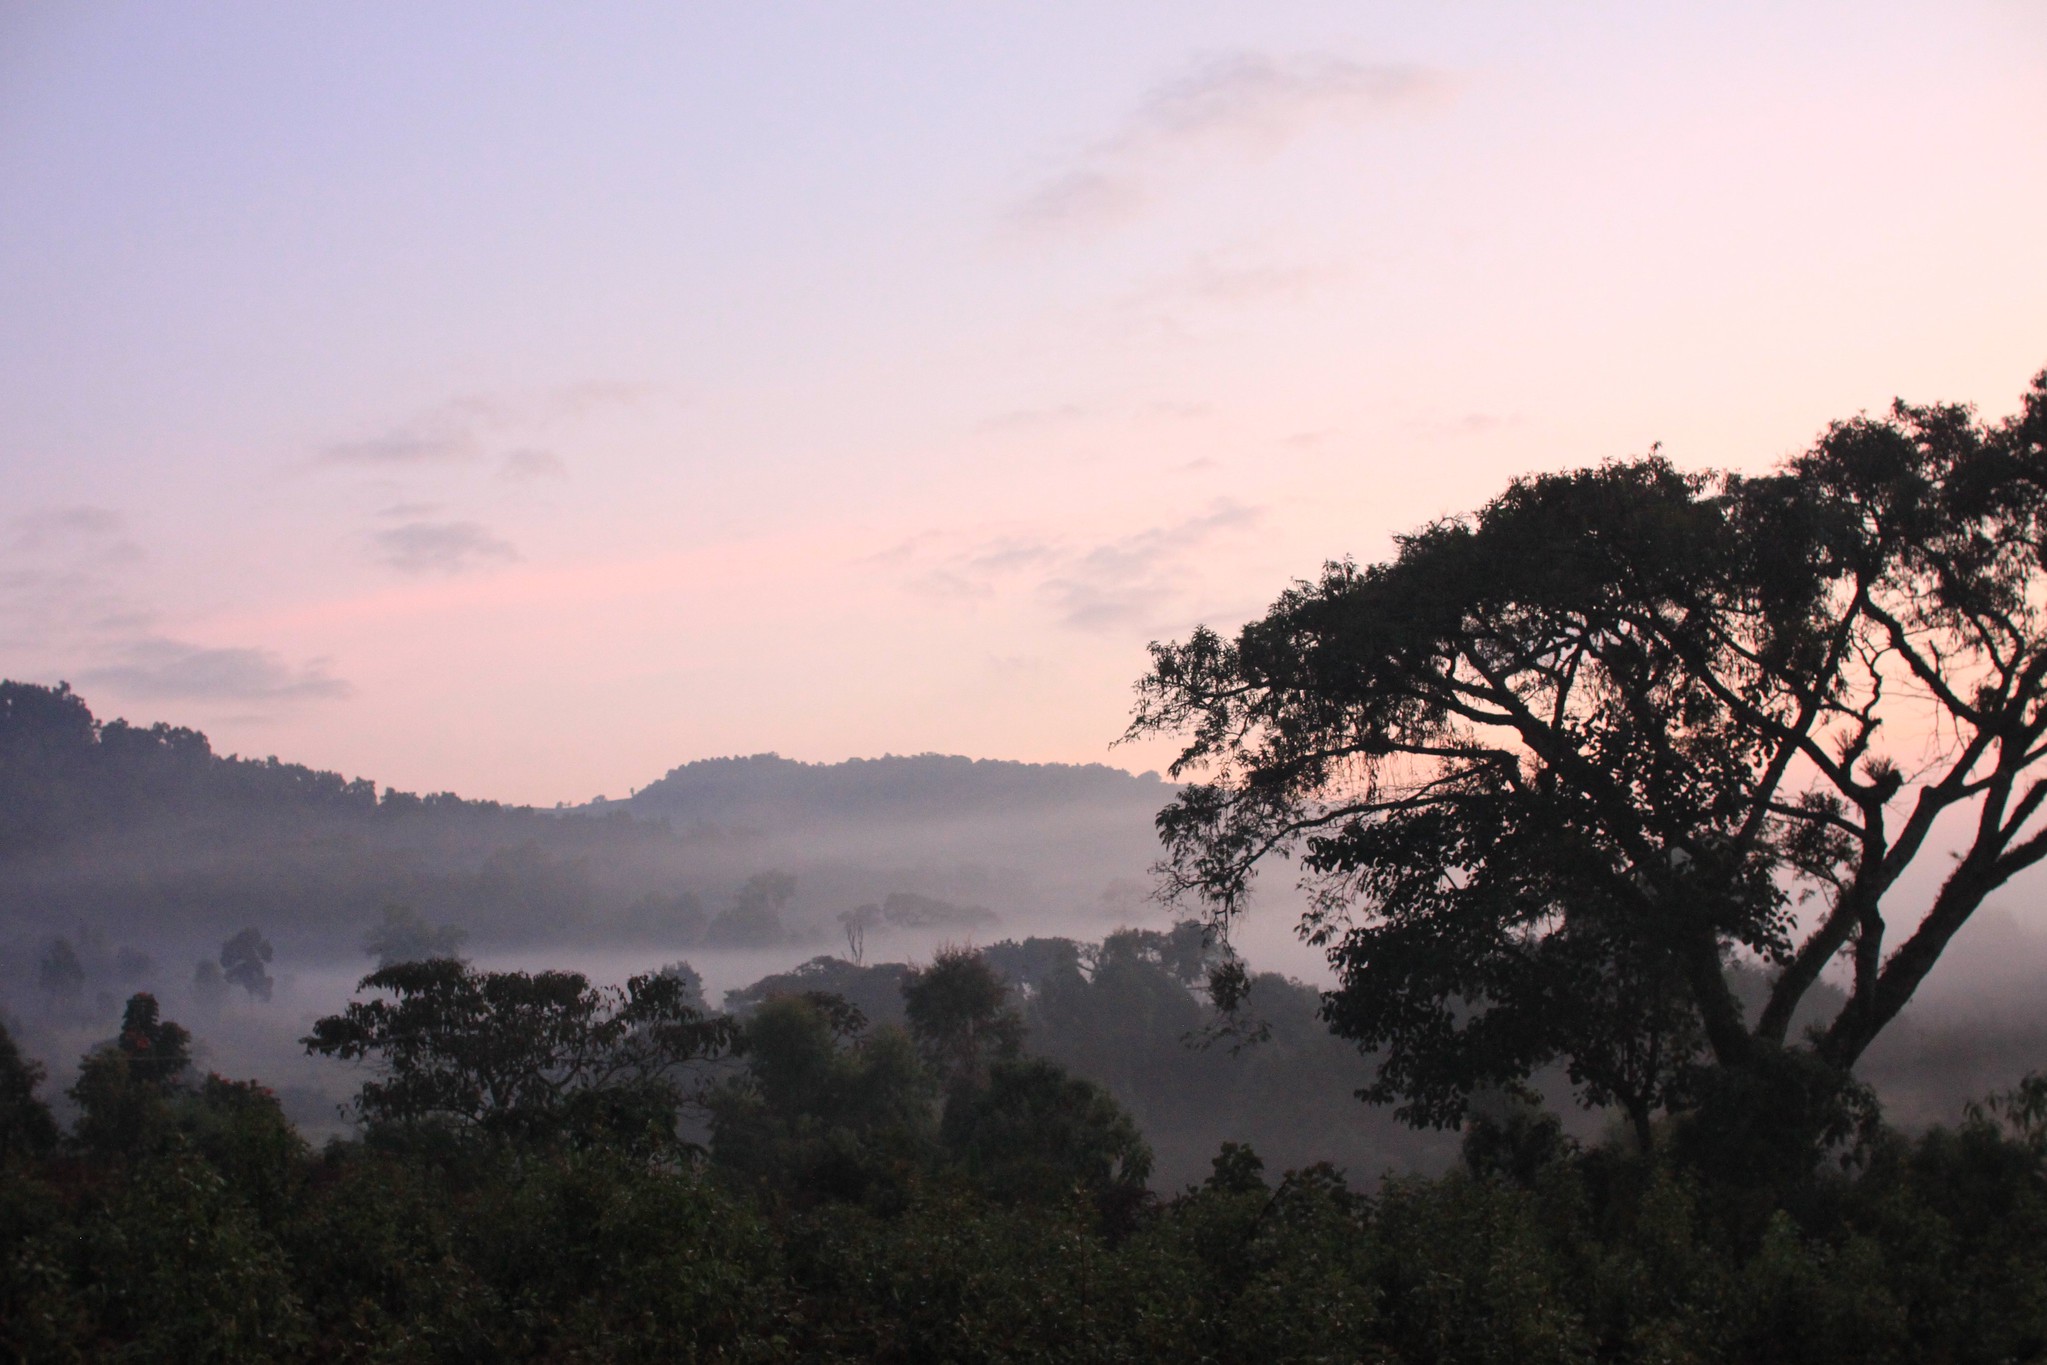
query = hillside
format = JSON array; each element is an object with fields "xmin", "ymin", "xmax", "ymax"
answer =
[{"xmin": 0, "ymin": 680, "xmax": 1176, "ymax": 969}]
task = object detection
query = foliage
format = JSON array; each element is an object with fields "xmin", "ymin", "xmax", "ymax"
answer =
[
  {"xmin": 361, "ymin": 902, "xmax": 468, "ymax": 967},
  {"xmin": 704, "ymin": 870, "xmax": 797, "ymax": 949},
  {"xmin": 302, "ymin": 959, "xmax": 737, "ymax": 1154},
  {"xmin": 0, "ymin": 1017, "xmax": 58, "ymax": 1162},
  {"xmin": 1128, "ymin": 373, "xmax": 2047, "ymax": 1154},
  {"xmin": 219, "ymin": 927, "xmax": 275, "ymax": 1002},
  {"xmin": 3, "ymin": 978, "xmax": 2047, "ymax": 1360},
  {"xmin": 69, "ymin": 993, "xmax": 195, "ymax": 1160},
  {"xmin": 36, "ymin": 937, "xmax": 84, "ymax": 997},
  {"xmin": 902, "ymin": 946, "xmax": 1024, "ymax": 1092},
  {"xmin": 943, "ymin": 1056, "xmax": 1154, "ymax": 1208},
  {"xmin": 1965, "ymin": 1067, "xmax": 2047, "ymax": 1156},
  {"xmin": 709, "ymin": 993, "xmax": 938, "ymax": 1206}
]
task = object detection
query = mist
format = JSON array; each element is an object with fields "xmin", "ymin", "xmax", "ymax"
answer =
[{"xmin": 6, "ymin": 678, "xmax": 2047, "ymax": 1192}]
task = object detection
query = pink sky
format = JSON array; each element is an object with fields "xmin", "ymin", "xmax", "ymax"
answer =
[{"xmin": 3, "ymin": 2, "xmax": 2044, "ymax": 803}]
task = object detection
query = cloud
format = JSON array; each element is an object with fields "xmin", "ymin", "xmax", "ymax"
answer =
[
  {"xmin": 373, "ymin": 520, "xmax": 519, "ymax": 575},
  {"xmin": 79, "ymin": 638, "xmax": 351, "ymax": 702},
  {"xmin": 9, "ymin": 506, "xmax": 143, "ymax": 564},
  {"xmin": 316, "ymin": 383, "xmax": 652, "ymax": 475},
  {"xmin": 1042, "ymin": 501, "xmax": 1262, "ymax": 630},
  {"xmin": 320, "ymin": 426, "xmax": 476, "ymax": 466},
  {"xmin": 1010, "ymin": 170, "xmax": 1153, "ymax": 235},
  {"xmin": 12, "ymin": 504, "xmax": 122, "ymax": 541},
  {"xmin": 900, "ymin": 500, "xmax": 1263, "ymax": 633},
  {"xmin": 546, "ymin": 381, "xmax": 657, "ymax": 418},
  {"xmin": 976, "ymin": 403, "xmax": 1103, "ymax": 435},
  {"xmin": 1010, "ymin": 51, "xmax": 1452, "ymax": 234},
  {"xmin": 1122, "ymin": 255, "xmax": 1334, "ymax": 311},
  {"xmin": 500, "ymin": 448, "xmax": 567, "ymax": 480},
  {"xmin": 1048, "ymin": 503, "xmax": 1258, "ymax": 629}
]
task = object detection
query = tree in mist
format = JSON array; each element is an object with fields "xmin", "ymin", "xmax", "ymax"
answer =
[
  {"xmin": 37, "ymin": 936, "xmax": 84, "ymax": 998},
  {"xmin": 837, "ymin": 902, "xmax": 882, "ymax": 964},
  {"xmin": 656, "ymin": 959, "xmax": 708, "ymax": 1011},
  {"xmin": 191, "ymin": 958, "xmax": 229, "ymax": 1012},
  {"xmin": 302, "ymin": 959, "xmax": 737, "ymax": 1154},
  {"xmin": 361, "ymin": 903, "xmax": 468, "ymax": 967},
  {"xmin": 219, "ymin": 928, "xmax": 274, "ymax": 1002},
  {"xmin": 1129, "ymin": 372, "xmax": 2047, "ymax": 1157},
  {"xmin": 902, "ymin": 946, "xmax": 1024, "ymax": 1094},
  {"xmin": 70, "ymin": 993, "xmax": 194, "ymax": 1158},
  {"xmin": 709, "ymin": 992, "xmax": 937, "ymax": 1204},
  {"xmin": 942, "ymin": 1057, "xmax": 1154, "ymax": 1207},
  {"xmin": 0, "ymin": 1017, "xmax": 58, "ymax": 1161},
  {"xmin": 704, "ymin": 870, "xmax": 796, "ymax": 949}
]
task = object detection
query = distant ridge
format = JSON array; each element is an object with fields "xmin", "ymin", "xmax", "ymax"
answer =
[{"xmin": 613, "ymin": 752, "xmax": 1167, "ymax": 823}]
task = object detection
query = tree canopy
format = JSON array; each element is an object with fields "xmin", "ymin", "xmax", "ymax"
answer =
[
  {"xmin": 1129, "ymin": 372, "xmax": 2047, "ymax": 1144},
  {"xmin": 302, "ymin": 960, "xmax": 737, "ymax": 1154}
]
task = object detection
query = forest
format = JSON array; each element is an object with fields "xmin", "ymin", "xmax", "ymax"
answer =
[
  {"xmin": 3, "ymin": 945, "xmax": 2046, "ymax": 1362},
  {"xmin": 7, "ymin": 375, "xmax": 2047, "ymax": 1359}
]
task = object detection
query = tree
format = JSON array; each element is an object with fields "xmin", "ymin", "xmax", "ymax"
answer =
[
  {"xmin": 708, "ymin": 992, "xmax": 938, "ymax": 1203},
  {"xmin": 704, "ymin": 871, "xmax": 795, "ymax": 949},
  {"xmin": 0, "ymin": 1018, "xmax": 58, "ymax": 1162},
  {"xmin": 219, "ymin": 928, "xmax": 274, "ymax": 1002},
  {"xmin": 361, "ymin": 903, "xmax": 467, "ymax": 967},
  {"xmin": 902, "ymin": 947, "xmax": 1024, "ymax": 1093},
  {"xmin": 1128, "ymin": 373, "xmax": 2047, "ymax": 1152},
  {"xmin": 70, "ymin": 994, "xmax": 194, "ymax": 1158},
  {"xmin": 941, "ymin": 1057, "xmax": 1154, "ymax": 1206},
  {"xmin": 302, "ymin": 959, "xmax": 737, "ymax": 1154},
  {"xmin": 37, "ymin": 937, "xmax": 84, "ymax": 998}
]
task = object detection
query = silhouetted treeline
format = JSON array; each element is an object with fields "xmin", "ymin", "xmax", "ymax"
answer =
[
  {"xmin": 623, "ymin": 751, "xmax": 1165, "ymax": 820},
  {"xmin": 0, "ymin": 682, "xmax": 1167, "ymax": 962},
  {"xmin": 0, "ymin": 681, "xmax": 521, "ymax": 851},
  {"xmin": 5, "ymin": 959, "xmax": 2046, "ymax": 1362}
]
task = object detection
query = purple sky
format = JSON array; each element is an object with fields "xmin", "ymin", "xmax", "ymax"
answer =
[{"xmin": 4, "ymin": 2, "xmax": 2044, "ymax": 803}]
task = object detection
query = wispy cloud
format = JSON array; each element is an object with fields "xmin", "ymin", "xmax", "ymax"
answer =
[
  {"xmin": 1120, "ymin": 254, "xmax": 1335, "ymax": 312},
  {"xmin": 373, "ymin": 520, "xmax": 519, "ymax": 575},
  {"xmin": 9, "ymin": 505, "xmax": 143, "ymax": 563},
  {"xmin": 900, "ymin": 500, "xmax": 1263, "ymax": 633},
  {"xmin": 12, "ymin": 504, "xmax": 121, "ymax": 541},
  {"xmin": 2, "ymin": 509, "xmax": 348, "ymax": 713},
  {"xmin": 320, "ymin": 424, "xmax": 477, "ymax": 467},
  {"xmin": 976, "ymin": 403, "xmax": 1103, "ymax": 435},
  {"xmin": 316, "ymin": 383, "xmax": 651, "ymax": 471},
  {"xmin": 1042, "ymin": 501, "xmax": 1262, "ymax": 631},
  {"xmin": 500, "ymin": 448, "xmax": 567, "ymax": 481},
  {"xmin": 79, "ymin": 638, "xmax": 351, "ymax": 702},
  {"xmin": 1010, "ymin": 51, "xmax": 1453, "ymax": 235}
]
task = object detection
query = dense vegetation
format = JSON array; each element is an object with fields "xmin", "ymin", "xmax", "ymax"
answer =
[{"xmin": 6, "ymin": 955, "xmax": 2047, "ymax": 1362}]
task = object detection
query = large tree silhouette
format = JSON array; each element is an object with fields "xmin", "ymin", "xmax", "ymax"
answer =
[{"xmin": 1129, "ymin": 373, "xmax": 2047, "ymax": 1146}]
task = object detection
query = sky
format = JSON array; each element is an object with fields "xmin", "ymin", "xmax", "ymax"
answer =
[{"xmin": 2, "ymin": 1, "xmax": 2044, "ymax": 806}]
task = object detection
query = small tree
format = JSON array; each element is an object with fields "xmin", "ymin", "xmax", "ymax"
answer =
[
  {"xmin": 361, "ymin": 903, "xmax": 467, "ymax": 968},
  {"xmin": 704, "ymin": 871, "xmax": 796, "ymax": 949},
  {"xmin": 219, "ymin": 928, "xmax": 274, "ymax": 1002},
  {"xmin": 37, "ymin": 937, "xmax": 84, "ymax": 998}
]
